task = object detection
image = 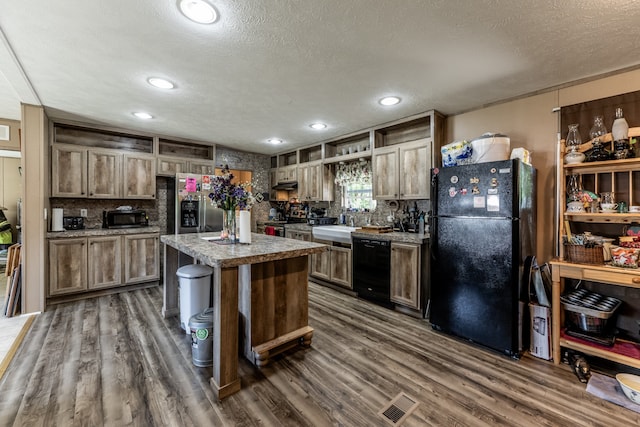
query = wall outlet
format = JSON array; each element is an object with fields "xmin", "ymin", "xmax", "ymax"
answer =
[{"xmin": 80, "ymin": 209, "xmax": 87, "ymax": 217}]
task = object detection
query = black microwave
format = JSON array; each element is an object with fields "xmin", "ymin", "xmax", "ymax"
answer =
[{"xmin": 103, "ymin": 210, "xmax": 149, "ymax": 229}]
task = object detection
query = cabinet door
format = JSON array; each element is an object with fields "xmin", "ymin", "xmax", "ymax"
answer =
[
  {"xmin": 372, "ymin": 147, "xmax": 399, "ymax": 200},
  {"xmin": 123, "ymin": 234, "xmax": 159, "ymax": 283},
  {"xmin": 88, "ymin": 149, "xmax": 121, "ymax": 198},
  {"xmin": 123, "ymin": 154, "xmax": 156, "ymax": 199},
  {"xmin": 286, "ymin": 165, "xmax": 298, "ymax": 181},
  {"xmin": 310, "ymin": 241, "xmax": 331, "ymax": 281},
  {"xmin": 399, "ymin": 140, "xmax": 431, "ymax": 199},
  {"xmin": 157, "ymin": 157, "xmax": 186, "ymax": 176},
  {"xmin": 276, "ymin": 168, "xmax": 287, "ymax": 183},
  {"xmin": 330, "ymin": 246, "xmax": 352, "ymax": 288},
  {"xmin": 390, "ymin": 242, "xmax": 421, "ymax": 310},
  {"xmin": 297, "ymin": 164, "xmax": 310, "ymax": 200},
  {"xmin": 88, "ymin": 236, "xmax": 122, "ymax": 289},
  {"xmin": 49, "ymin": 238, "xmax": 87, "ymax": 295},
  {"xmin": 189, "ymin": 160, "xmax": 215, "ymax": 175},
  {"xmin": 51, "ymin": 145, "xmax": 87, "ymax": 197},
  {"xmin": 307, "ymin": 162, "xmax": 323, "ymax": 201}
]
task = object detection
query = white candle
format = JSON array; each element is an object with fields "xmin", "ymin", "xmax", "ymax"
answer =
[{"xmin": 239, "ymin": 210, "xmax": 251, "ymax": 244}]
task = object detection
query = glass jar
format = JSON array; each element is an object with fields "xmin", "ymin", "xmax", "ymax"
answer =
[
  {"xmin": 566, "ymin": 174, "xmax": 583, "ymax": 202},
  {"xmin": 564, "ymin": 124, "xmax": 585, "ymax": 164}
]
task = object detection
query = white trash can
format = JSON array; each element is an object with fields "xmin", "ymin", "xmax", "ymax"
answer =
[{"xmin": 177, "ymin": 264, "xmax": 213, "ymax": 335}]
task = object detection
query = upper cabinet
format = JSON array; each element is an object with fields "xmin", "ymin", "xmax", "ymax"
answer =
[
  {"xmin": 269, "ymin": 109, "xmax": 444, "ymax": 202},
  {"xmin": 51, "ymin": 123, "xmax": 156, "ymax": 199},
  {"xmin": 372, "ymin": 111, "xmax": 443, "ymax": 200},
  {"xmin": 156, "ymin": 137, "xmax": 216, "ymax": 177}
]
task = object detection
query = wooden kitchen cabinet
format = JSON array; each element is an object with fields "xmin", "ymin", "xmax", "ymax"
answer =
[
  {"xmin": 285, "ymin": 229, "xmax": 312, "ymax": 241},
  {"xmin": 48, "ymin": 232, "xmax": 159, "ymax": 298},
  {"xmin": 52, "ymin": 144, "xmax": 155, "ymax": 199},
  {"xmin": 390, "ymin": 242, "xmax": 421, "ymax": 310},
  {"xmin": 49, "ymin": 238, "xmax": 88, "ymax": 295},
  {"xmin": 88, "ymin": 236, "xmax": 122, "ymax": 289},
  {"xmin": 329, "ymin": 245, "xmax": 352, "ymax": 288},
  {"xmin": 310, "ymin": 239, "xmax": 351, "ymax": 289},
  {"xmin": 124, "ymin": 234, "xmax": 160, "ymax": 284},
  {"xmin": 188, "ymin": 159, "xmax": 215, "ymax": 175},
  {"xmin": 277, "ymin": 165, "xmax": 298, "ymax": 183},
  {"xmin": 51, "ymin": 144, "xmax": 87, "ymax": 197},
  {"xmin": 372, "ymin": 138, "xmax": 431, "ymax": 200},
  {"xmin": 123, "ymin": 154, "xmax": 156, "ymax": 199},
  {"xmin": 298, "ymin": 161, "xmax": 334, "ymax": 202},
  {"xmin": 88, "ymin": 149, "xmax": 121, "ymax": 198},
  {"xmin": 157, "ymin": 157, "xmax": 187, "ymax": 176}
]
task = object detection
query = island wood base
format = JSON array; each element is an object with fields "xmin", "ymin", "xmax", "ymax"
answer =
[{"xmin": 162, "ymin": 243, "xmax": 317, "ymax": 400}]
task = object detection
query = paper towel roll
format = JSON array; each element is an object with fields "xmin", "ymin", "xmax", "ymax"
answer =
[
  {"xmin": 52, "ymin": 208, "xmax": 64, "ymax": 231},
  {"xmin": 239, "ymin": 210, "xmax": 251, "ymax": 244}
]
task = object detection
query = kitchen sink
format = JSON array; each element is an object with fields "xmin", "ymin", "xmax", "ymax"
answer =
[{"xmin": 312, "ymin": 225, "xmax": 360, "ymax": 244}]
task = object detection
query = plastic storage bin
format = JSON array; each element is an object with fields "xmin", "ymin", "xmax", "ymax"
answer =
[
  {"xmin": 177, "ymin": 264, "xmax": 213, "ymax": 334},
  {"xmin": 189, "ymin": 307, "xmax": 214, "ymax": 367}
]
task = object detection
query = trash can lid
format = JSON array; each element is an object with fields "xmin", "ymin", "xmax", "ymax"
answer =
[
  {"xmin": 189, "ymin": 307, "xmax": 214, "ymax": 329},
  {"xmin": 176, "ymin": 264, "xmax": 213, "ymax": 279}
]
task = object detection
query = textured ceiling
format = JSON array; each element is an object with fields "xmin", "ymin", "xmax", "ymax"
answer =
[{"xmin": 1, "ymin": 0, "xmax": 640, "ymax": 154}]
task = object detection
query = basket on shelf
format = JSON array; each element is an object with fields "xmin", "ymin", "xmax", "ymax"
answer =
[{"xmin": 564, "ymin": 244, "xmax": 604, "ymax": 265}]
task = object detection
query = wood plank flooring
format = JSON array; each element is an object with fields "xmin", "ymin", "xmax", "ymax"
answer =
[{"xmin": 1, "ymin": 282, "xmax": 639, "ymax": 426}]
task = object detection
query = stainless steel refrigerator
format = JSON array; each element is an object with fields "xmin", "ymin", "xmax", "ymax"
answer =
[
  {"xmin": 175, "ymin": 173, "xmax": 223, "ymax": 234},
  {"xmin": 429, "ymin": 159, "xmax": 536, "ymax": 358}
]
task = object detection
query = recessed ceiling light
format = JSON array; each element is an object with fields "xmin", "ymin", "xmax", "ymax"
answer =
[
  {"xmin": 268, "ymin": 138, "xmax": 283, "ymax": 144},
  {"xmin": 133, "ymin": 112, "xmax": 153, "ymax": 119},
  {"xmin": 309, "ymin": 123, "xmax": 327, "ymax": 130},
  {"xmin": 147, "ymin": 77, "xmax": 175, "ymax": 89},
  {"xmin": 379, "ymin": 96, "xmax": 401, "ymax": 106},
  {"xmin": 178, "ymin": 0, "xmax": 218, "ymax": 24}
]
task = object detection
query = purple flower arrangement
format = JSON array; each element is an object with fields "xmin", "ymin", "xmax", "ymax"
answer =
[{"xmin": 208, "ymin": 165, "xmax": 256, "ymax": 210}]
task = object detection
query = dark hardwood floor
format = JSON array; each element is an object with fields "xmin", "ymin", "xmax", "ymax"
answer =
[{"xmin": 0, "ymin": 282, "xmax": 638, "ymax": 426}]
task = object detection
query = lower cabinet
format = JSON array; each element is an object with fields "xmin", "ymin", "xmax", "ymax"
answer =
[
  {"xmin": 124, "ymin": 234, "xmax": 160, "ymax": 284},
  {"xmin": 285, "ymin": 229, "xmax": 311, "ymax": 241},
  {"xmin": 390, "ymin": 242, "xmax": 422, "ymax": 311},
  {"xmin": 310, "ymin": 239, "xmax": 352, "ymax": 289},
  {"xmin": 49, "ymin": 233, "xmax": 159, "ymax": 297},
  {"xmin": 49, "ymin": 238, "xmax": 88, "ymax": 295}
]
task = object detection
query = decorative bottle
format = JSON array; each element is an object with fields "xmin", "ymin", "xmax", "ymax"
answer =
[{"xmin": 564, "ymin": 123, "xmax": 585, "ymax": 164}]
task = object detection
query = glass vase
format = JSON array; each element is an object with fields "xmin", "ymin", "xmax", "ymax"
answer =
[
  {"xmin": 564, "ymin": 123, "xmax": 585, "ymax": 164},
  {"xmin": 222, "ymin": 209, "xmax": 236, "ymax": 242}
]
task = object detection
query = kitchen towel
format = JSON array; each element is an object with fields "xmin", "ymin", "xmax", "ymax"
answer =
[
  {"xmin": 239, "ymin": 211, "xmax": 251, "ymax": 243},
  {"xmin": 586, "ymin": 372, "xmax": 640, "ymax": 413},
  {"xmin": 265, "ymin": 226, "xmax": 275, "ymax": 236}
]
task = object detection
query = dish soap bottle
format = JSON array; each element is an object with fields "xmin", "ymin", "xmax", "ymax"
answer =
[{"xmin": 612, "ymin": 107, "xmax": 630, "ymax": 159}]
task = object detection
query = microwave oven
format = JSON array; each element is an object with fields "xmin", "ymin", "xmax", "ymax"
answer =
[{"xmin": 103, "ymin": 210, "xmax": 149, "ymax": 229}]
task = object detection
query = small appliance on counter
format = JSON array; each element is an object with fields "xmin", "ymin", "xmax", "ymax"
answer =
[
  {"xmin": 103, "ymin": 209, "xmax": 149, "ymax": 229},
  {"xmin": 63, "ymin": 216, "xmax": 85, "ymax": 230}
]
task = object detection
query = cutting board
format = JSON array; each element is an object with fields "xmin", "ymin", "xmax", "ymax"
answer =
[{"xmin": 359, "ymin": 225, "xmax": 393, "ymax": 234}]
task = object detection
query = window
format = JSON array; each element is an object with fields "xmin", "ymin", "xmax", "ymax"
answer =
[{"xmin": 343, "ymin": 182, "xmax": 376, "ymax": 211}]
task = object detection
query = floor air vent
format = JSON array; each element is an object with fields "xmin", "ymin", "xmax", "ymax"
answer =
[{"xmin": 378, "ymin": 392, "xmax": 419, "ymax": 426}]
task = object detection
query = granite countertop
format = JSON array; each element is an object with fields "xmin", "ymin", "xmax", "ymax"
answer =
[
  {"xmin": 47, "ymin": 226, "xmax": 161, "ymax": 239},
  {"xmin": 161, "ymin": 232, "xmax": 327, "ymax": 268},
  {"xmin": 351, "ymin": 231, "xmax": 429, "ymax": 244}
]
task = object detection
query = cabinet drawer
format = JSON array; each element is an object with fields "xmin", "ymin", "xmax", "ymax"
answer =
[{"xmin": 554, "ymin": 262, "xmax": 640, "ymax": 288}]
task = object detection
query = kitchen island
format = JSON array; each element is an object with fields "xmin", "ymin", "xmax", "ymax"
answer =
[{"xmin": 161, "ymin": 232, "xmax": 327, "ymax": 400}]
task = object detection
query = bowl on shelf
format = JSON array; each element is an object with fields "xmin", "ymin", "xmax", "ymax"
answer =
[{"xmin": 616, "ymin": 373, "xmax": 640, "ymax": 405}]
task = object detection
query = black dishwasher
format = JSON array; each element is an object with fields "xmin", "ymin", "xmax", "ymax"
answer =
[{"xmin": 352, "ymin": 236, "xmax": 391, "ymax": 306}]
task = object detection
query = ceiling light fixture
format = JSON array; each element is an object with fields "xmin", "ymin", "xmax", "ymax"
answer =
[
  {"xmin": 133, "ymin": 112, "xmax": 153, "ymax": 119},
  {"xmin": 309, "ymin": 123, "xmax": 327, "ymax": 130},
  {"xmin": 178, "ymin": 0, "xmax": 218, "ymax": 24},
  {"xmin": 147, "ymin": 77, "xmax": 175, "ymax": 89},
  {"xmin": 379, "ymin": 96, "xmax": 401, "ymax": 106},
  {"xmin": 268, "ymin": 138, "xmax": 283, "ymax": 144}
]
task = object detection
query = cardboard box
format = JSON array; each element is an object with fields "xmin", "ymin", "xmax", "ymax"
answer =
[{"xmin": 529, "ymin": 303, "xmax": 552, "ymax": 360}]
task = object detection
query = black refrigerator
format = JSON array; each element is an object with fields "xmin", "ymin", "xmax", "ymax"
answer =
[{"xmin": 429, "ymin": 159, "xmax": 536, "ymax": 358}]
